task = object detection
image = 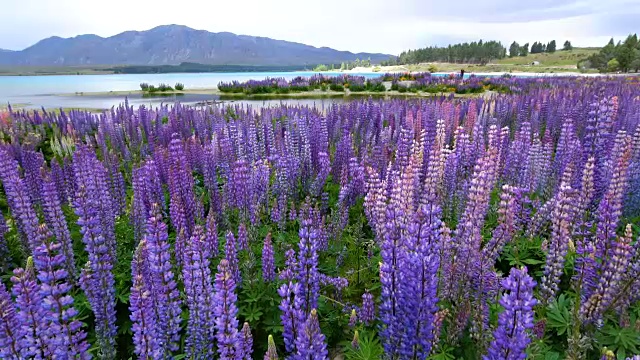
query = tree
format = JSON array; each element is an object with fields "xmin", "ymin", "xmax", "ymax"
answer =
[
  {"xmin": 607, "ymin": 58, "xmax": 620, "ymax": 72},
  {"xmin": 547, "ymin": 40, "xmax": 557, "ymax": 53},
  {"xmin": 520, "ymin": 43, "xmax": 529, "ymax": 57},
  {"xmin": 631, "ymin": 58, "xmax": 640, "ymax": 72},
  {"xmin": 509, "ymin": 41, "xmax": 520, "ymax": 57},
  {"xmin": 563, "ymin": 40, "xmax": 573, "ymax": 51},
  {"xmin": 531, "ymin": 42, "xmax": 541, "ymax": 54},
  {"xmin": 616, "ymin": 34, "xmax": 639, "ymax": 72}
]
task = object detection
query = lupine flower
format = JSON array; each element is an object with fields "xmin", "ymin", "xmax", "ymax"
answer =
[
  {"xmin": 41, "ymin": 170, "xmax": 76, "ymax": 281},
  {"xmin": 351, "ymin": 330, "xmax": 360, "ymax": 349},
  {"xmin": 540, "ymin": 170, "xmax": 576, "ymax": 304},
  {"xmin": 0, "ymin": 213, "xmax": 9, "ymax": 272},
  {"xmin": 238, "ymin": 223, "xmax": 249, "ymax": 251},
  {"xmin": 144, "ymin": 203, "xmax": 183, "ymax": 355},
  {"xmin": 278, "ymin": 282, "xmax": 305, "ymax": 353},
  {"xmin": 262, "ymin": 233, "xmax": 276, "ymax": 282},
  {"xmin": 348, "ymin": 309, "xmax": 357, "ymax": 327},
  {"xmin": 294, "ymin": 309, "xmax": 328, "ymax": 360},
  {"xmin": 205, "ymin": 206, "xmax": 219, "ymax": 257},
  {"xmin": 73, "ymin": 147, "xmax": 117, "ymax": 358},
  {"xmin": 225, "ymin": 231, "xmax": 241, "ymax": 286},
  {"xmin": 129, "ymin": 241, "xmax": 161, "ymax": 359},
  {"xmin": 297, "ymin": 213, "xmax": 320, "ymax": 315},
  {"xmin": 11, "ymin": 258, "xmax": 50, "ymax": 359},
  {"xmin": 264, "ymin": 334, "xmax": 279, "ymax": 360},
  {"xmin": 0, "ymin": 281, "xmax": 23, "ymax": 359},
  {"xmin": 239, "ymin": 322, "xmax": 253, "ymax": 360},
  {"xmin": 360, "ymin": 292, "xmax": 375, "ymax": 325},
  {"xmin": 213, "ymin": 259, "xmax": 241, "ymax": 360},
  {"xmin": 33, "ymin": 225, "xmax": 90, "ymax": 359},
  {"xmin": 183, "ymin": 225, "xmax": 216, "ymax": 358},
  {"xmin": 0, "ymin": 147, "xmax": 43, "ymax": 252},
  {"xmin": 484, "ymin": 267, "xmax": 537, "ymax": 360},
  {"xmin": 278, "ymin": 249, "xmax": 297, "ymax": 282}
]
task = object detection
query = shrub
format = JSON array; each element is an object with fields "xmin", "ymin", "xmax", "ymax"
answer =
[
  {"xmin": 428, "ymin": 65, "xmax": 438, "ymax": 73},
  {"xmin": 329, "ymin": 84, "xmax": 344, "ymax": 92},
  {"xmin": 140, "ymin": 83, "xmax": 149, "ymax": 91},
  {"xmin": 158, "ymin": 83, "xmax": 173, "ymax": 92},
  {"xmin": 147, "ymin": 85, "xmax": 158, "ymax": 93},
  {"xmin": 175, "ymin": 83, "xmax": 185, "ymax": 91}
]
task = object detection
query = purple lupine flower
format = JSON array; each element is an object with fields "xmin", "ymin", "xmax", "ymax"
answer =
[
  {"xmin": 205, "ymin": 206, "xmax": 219, "ymax": 258},
  {"xmin": 0, "ymin": 281, "xmax": 23, "ymax": 359},
  {"xmin": 144, "ymin": 203, "xmax": 182, "ymax": 354},
  {"xmin": 0, "ymin": 147, "xmax": 42, "ymax": 252},
  {"xmin": 183, "ymin": 225, "xmax": 216, "ymax": 358},
  {"xmin": 262, "ymin": 233, "xmax": 276, "ymax": 282},
  {"xmin": 0, "ymin": 213, "xmax": 9, "ymax": 272},
  {"xmin": 169, "ymin": 191, "xmax": 188, "ymax": 269},
  {"xmin": 360, "ymin": 292, "xmax": 375, "ymax": 325},
  {"xmin": 239, "ymin": 322, "xmax": 253, "ymax": 360},
  {"xmin": 264, "ymin": 334, "xmax": 278, "ymax": 360},
  {"xmin": 225, "ymin": 231, "xmax": 241, "ymax": 286},
  {"xmin": 129, "ymin": 240, "xmax": 162, "ymax": 359},
  {"xmin": 213, "ymin": 259, "xmax": 241, "ymax": 360},
  {"xmin": 11, "ymin": 258, "xmax": 50, "ymax": 359},
  {"xmin": 294, "ymin": 309, "xmax": 328, "ymax": 360},
  {"xmin": 540, "ymin": 171, "xmax": 576, "ymax": 304},
  {"xmin": 41, "ymin": 170, "xmax": 76, "ymax": 281},
  {"xmin": 33, "ymin": 224, "xmax": 90, "ymax": 359},
  {"xmin": 484, "ymin": 267, "xmax": 537, "ymax": 360},
  {"xmin": 73, "ymin": 147, "xmax": 117, "ymax": 357},
  {"xmin": 400, "ymin": 204, "xmax": 441, "ymax": 358},
  {"xmin": 278, "ymin": 249, "xmax": 297, "ymax": 282},
  {"xmin": 297, "ymin": 211, "xmax": 320, "ymax": 315},
  {"xmin": 581, "ymin": 224, "xmax": 634, "ymax": 324},
  {"xmin": 168, "ymin": 133, "xmax": 201, "ymax": 236},
  {"xmin": 21, "ymin": 150, "xmax": 45, "ymax": 205},
  {"xmin": 238, "ymin": 223, "xmax": 249, "ymax": 251},
  {"xmin": 278, "ymin": 282, "xmax": 305, "ymax": 354}
]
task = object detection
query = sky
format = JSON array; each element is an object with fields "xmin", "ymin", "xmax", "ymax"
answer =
[{"xmin": 1, "ymin": 0, "xmax": 638, "ymax": 55}]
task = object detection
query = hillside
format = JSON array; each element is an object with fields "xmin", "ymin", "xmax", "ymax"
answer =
[
  {"xmin": 493, "ymin": 48, "xmax": 598, "ymax": 67},
  {"xmin": 0, "ymin": 25, "xmax": 391, "ymax": 66}
]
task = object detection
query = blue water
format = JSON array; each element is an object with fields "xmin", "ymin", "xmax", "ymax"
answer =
[{"xmin": 0, "ymin": 72, "xmax": 381, "ymax": 109}]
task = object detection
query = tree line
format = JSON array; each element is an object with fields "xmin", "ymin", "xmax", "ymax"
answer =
[
  {"xmin": 381, "ymin": 40, "xmax": 507, "ymax": 65},
  {"xmin": 579, "ymin": 34, "xmax": 640, "ymax": 73},
  {"xmin": 382, "ymin": 39, "xmax": 576, "ymax": 65},
  {"xmin": 508, "ymin": 40, "xmax": 572, "ymax": 57}
]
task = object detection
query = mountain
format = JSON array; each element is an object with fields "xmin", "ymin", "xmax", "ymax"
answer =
[{"xmin": 0, "ymin": 25, "xmax": 391, "ymax": 66}]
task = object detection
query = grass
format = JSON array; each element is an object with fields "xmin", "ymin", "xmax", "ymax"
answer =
[{"xmin": 493, "ymin": 48, "xmax": 598, "ymax": 66}]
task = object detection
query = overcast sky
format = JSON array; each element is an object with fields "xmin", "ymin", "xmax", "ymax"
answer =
[{"xmin": 1, "ymin": 0, "xmax": 638, "ymax": 54}]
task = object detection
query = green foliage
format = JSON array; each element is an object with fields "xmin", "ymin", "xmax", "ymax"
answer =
[
  {"xmin": 563, "ymin": 41, "xmax": 573, "ymax": 51},
  {"xmin": 313, "ymin": 64, "xmax": 329, "ymax": 72},
  {"xmin": 174, "ymin": 82, "xmax": 185, "ymax": 91},
  {"xmin": 343, "ymin": 330, "xmax": 384, "ymax": 360},
  {"xmin": 139, "ymin": 82, "xmax": 149, "ymax": 91},
  {"xmin": 607, "ymin": 58, "xmax": 620, "ymax": 72},
  {"xmin": 547, "ymin": 294, "xmax": 572, "ymax": 337},
  {"xmin": 393, "ymin": 39, "xmax": 507, "ymax": 65}
]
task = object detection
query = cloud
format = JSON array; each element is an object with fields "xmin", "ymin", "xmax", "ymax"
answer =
[{"xmin": 0, "ymin": 0, "xmax": 638, "ymax": 54}]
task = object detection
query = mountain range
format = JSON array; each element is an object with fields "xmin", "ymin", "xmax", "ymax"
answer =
[{"xmin": 0, "ymin": 25, "xmax": 391, "ymax": 67}]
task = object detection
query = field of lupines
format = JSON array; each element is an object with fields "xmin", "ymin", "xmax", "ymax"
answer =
[
  {"xmin": 215, "ymin": 73, "xmax": 619, "ymax": 96},
  {"xmin": 1, "ymin": 75, "xmax": 640, "ymax": 360}
]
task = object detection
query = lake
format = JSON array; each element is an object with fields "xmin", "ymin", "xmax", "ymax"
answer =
[{"xmin": 0, "ymin": 71, "xmax": 382, "ymax": 109}]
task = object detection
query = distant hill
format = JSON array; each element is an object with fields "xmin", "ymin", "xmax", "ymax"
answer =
[
  {"xmin": 493, "ymin": 48, "xmax": 599, "ymax": 66},
  {"xmin": 0, "ymin": 49, "xmax": 14, "ymax": 53},
  {"xmin": 0, "ymin": 25, "xmax": 391, "ymax": 66}
]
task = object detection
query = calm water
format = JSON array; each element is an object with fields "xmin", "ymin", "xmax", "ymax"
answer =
[{"xmin": 0, "ymin": 72, "xmax": 380, "ymax": 109}]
